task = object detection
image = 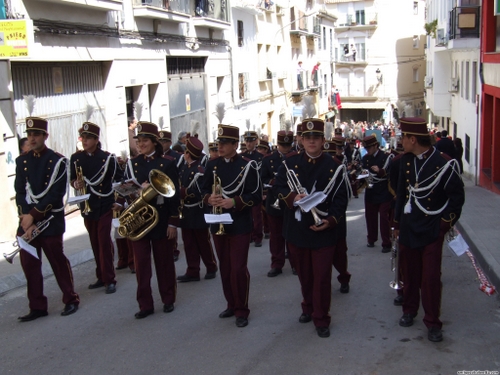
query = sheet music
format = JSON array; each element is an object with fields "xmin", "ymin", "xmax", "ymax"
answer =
[
  {"xmin": 17, "ymin": 236, "xmax": 39, "ymax": 260},
  {"xmin": 68, "ymin": 194, "xmax": 90, "ymax": 205},
  {"xmin": 204, "ymin": 213, "xmax": 234, "ymax": 224},
  {"xmin": 113, "ymin": 178, "xmax": 142, "ymax": 197}
]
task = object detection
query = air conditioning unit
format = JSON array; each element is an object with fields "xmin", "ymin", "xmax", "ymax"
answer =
[
  {"xmin": 436, "ymin": 28, "xmax": 447, "ymax": 46},
  {"xmin": 449, "ymin": 78, "xmax": 459, "ymax": 93},
  {"xmin": 424, "ymin": 76, "xmax": 433, "ymax": 88}
]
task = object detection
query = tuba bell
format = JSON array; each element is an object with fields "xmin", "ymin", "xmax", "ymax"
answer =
[{"xmin": 118, "ymin": 169, "xmax": 175, "ymax": 241}]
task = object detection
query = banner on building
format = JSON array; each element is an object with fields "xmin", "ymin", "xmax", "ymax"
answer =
[{"xmin": 0, "ymin": 20, "xmax": 29, "ymax": 58}]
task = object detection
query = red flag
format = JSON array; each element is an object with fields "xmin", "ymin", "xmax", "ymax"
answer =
[{"xmin": 336, "ymin": 92, "xmax": 342, "ymax": 109}]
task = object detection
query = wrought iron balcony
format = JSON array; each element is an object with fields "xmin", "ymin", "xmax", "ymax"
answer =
[{"xmin": 449, "ymin": 6, "xmax": 480, "ymax": 40}]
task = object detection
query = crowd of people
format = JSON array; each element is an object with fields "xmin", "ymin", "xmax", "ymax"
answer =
[{"xmin": 13, "ymin": 111, "xmax": 464, "ymax": 342}]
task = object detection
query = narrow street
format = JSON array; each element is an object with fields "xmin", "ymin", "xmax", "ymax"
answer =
[{"xmin": 0, "ymin": 195, "xmax": 499, "ymax": 375}]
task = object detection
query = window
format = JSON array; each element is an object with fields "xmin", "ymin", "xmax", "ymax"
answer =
[
  {"xmin": 413, "ymin": 35, "xmax": 419, "ymax": 49},
  {"xmin": 465, "ymin": 134, "xmax": 470, "ymax": 163},
  {"xmin": 413, "ymin": 67, "xmax": 419, "ymax": 82},
  {"xmin": 356, "ymin": 10, "xmax": 365, "ymax": 25},
  {"xmin": 472, "ymin": 61, "xmax": 477, "ymax": 104},
  {"xmin": 323, "ymin": 27, "xmax": 326, "ymax": 50},
  {"xmin": 237, "ymin": 20, "xmax": 244, "ymax": 47},
  {"xmin": 465, "ymin": 61, "xmax": 470, "ymax": 101},
  {"xmin": 413, "ymin": 2, "xmax": 418, "ymax": 15},
  {"xmin": 238, "ymin": 72, "xmax": 249, "ymax": 100},
  {"xmin": 460, "ymin": 61, "xmax": 464, "ymax": 98}
]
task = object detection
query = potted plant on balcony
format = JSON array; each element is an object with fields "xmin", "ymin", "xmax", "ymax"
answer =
[{"xmin": 425, "ymin": 20, "xmax": 438, "ymax": 38}]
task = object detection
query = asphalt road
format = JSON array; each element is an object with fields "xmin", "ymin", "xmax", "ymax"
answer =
[{"xmin": 1, "ymin": 196, "xmax": 499, "ymax": 375}]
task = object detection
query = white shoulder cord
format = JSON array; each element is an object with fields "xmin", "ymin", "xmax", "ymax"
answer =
[
  {"xmin": 85, "ymin": 154, "xmax": 117, "ymax": 197},
  {"xmin": 221, "ymin": 159, "xmax": 260, "ymax": 196},
  {"xmin": 313, "ymin": 163, "xmax": 349, "ymax": 217},
  {"xmin": 26, "ymin": 157, "xmax": 69, "ymax": 213},
  {"xmin": 404, "ymin": 159, "xmax": 461, "ymax": 215},
  {"xmin": 183, "ymin": 172, "xmax": 205, "ymax": 208},
  {"xmin": 370, "ymin": 153, "xmax": 393, "ymax": 183}
]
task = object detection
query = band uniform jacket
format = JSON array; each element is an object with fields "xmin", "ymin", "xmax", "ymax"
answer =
[
  {"xmin": 179, "ymin": 160, "xmax": 207, "ymax": 230},
  {"xmin": 361, "ymin": 149, "xmax": 392, "ymax": 204},
  {"xmin": 388, "ymin": 152, "xmax": 404, "ymax": 208},
  {"xmin": 164, "ymin": 148, "xmax": 184, "ymax": 170},
  {"xmin": 15, "ymin": 147, "xmax": 67, "ymax": 236},
  {"xmin": 261, "ymin": 150, "xmax": 287, "ymax": 217},
  {"xmin": 274, "ymin": 152, "xmax": 348, "ymax": 248},
  {"xmin": 201, "ymin": 154, "xmax": 262, "ymax": 236},
  {"xmin": 70, "ymin": 149, "xmax": 123, "ymax": 220},
  {"xmin": 394, "ymin": 148, "xmax": 464, "ymax": 249},
  {"xmin": 124, "ymin": 152, "xmax": 180, "ymax": 239}
]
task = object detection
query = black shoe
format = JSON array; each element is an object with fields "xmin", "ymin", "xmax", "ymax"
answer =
[
  {"xmin": 177, "ymin": 274, "xmax": 200, "ymax": 282},
  {"xmin": 367, "ymin": 243, "xmax": 375, "ymax": 248},
  {"xmin": 285, "ymin": 252, "xmax": 289, "ymax": 259},
  {"xmin": 204, "ymin": 272, "xmax": 217, "ymax": 280},
  {"xmin": 393, "ymin": 295, "xmax": 404, "ymax": 306},
  {"xmin": 381, "ymin": 246, "xmax": 391, "ymax": 253},
  {"xmin": 354, "ymin": 195, "xmax": 359, "ymax": 198},
  {"xmin": 88, "ymin": 280, "xmax": 105, "ymax": 289},
  {"xmin": 267, "ymin": 268, "xmax": 283, "ymax": 277},
  {"xmin": 399, "ymin": 313, "xmax": 417, "ymax": 327},
  {"xmin": 115, "ymin": 265, "xmax": 127, "ymax": 270},
  {"xmin": 219, "ymin": 309, "xmax": 234, "ymax": 318},
  {"xmin": 299, "ymin": 313, "xmax": 312, "ymax": 323},
  {"xmin": 163, "ymin": 304, "xmax": 174, "ymax": 313},
  {"xmin": 340, "ymin": 283, "xmax": 350, "ymax": 294},
  {"xmin": 235, "ymin": 317, "xmax": 248, "ymax": 327},
  {"xmin": 292, "ymin": 268, "xmax": 298, "ymax": 275},
  {"xmin": 135, "ymin": 309, "xmax": 154, "ymax": 319},
  {"xmin": 18, "ymin": 309, "xmax": 48, "ymax": 322},
  {"xmin": 316, "ymin": 327, "xmax": 330, "ymax": 338},
  {"xmin": 255, "ymin": 242, "xmax": 262, "ymax": 247},
  {"xmin": 173, "ymin": 254, "xmax": 179, "ymax": 262},
  {"xmin": 130, "ymin": 268, "xmax": 136, "ymax": 274},
  {"xmin": 105, "ymin": 283, "xmax": 116, "ymax": 294},
  {"xmin": 61, "ymin": 304, "xmax": 78, "ymax": 316},
  {"xmin": 428, "ymin": 327, "xmax": 443, "ymax": 342},
  {"xmin": 264, "ymin": 233, "xmax": 270, "ymax": 239}
]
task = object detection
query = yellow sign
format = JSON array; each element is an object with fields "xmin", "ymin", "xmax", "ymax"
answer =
[{"xmin": 0, "ymin": 20, "xmax": 29, "ymax": 58}]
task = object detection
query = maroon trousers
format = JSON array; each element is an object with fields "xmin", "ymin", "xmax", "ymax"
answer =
[
  {"xmin": 332, "ymin": 237, "xmax": 351, "ymax": 284},
  {"xmin": 116, "ymin": 237, "xmax": 135, "ymax": 271},
  {"xmin": 267, "ymin": 214, "xmax": 288, "ymax": 270},
  {"xmin": 181, "ymin": 228, "xmax": 218, "ymax": 277},
  {"xmin": 288, "ymin": 243, "xmax": 335, "ymax": 328},
  {"xmin": 212, "ymin": 233, "xmax": 251, "ymax": 319},
  {"xmin": 131, "ymin": 237, "xmax": 176, "ymax": 311},
  {"xmin": 251, "ymin": 203, "xmax": 263, "ymax": 243},
  {"xmin": 262, "ymin": 208, "xmax": 270, "ymax": 234},
  {"xmin": 364, "ymin": 199, "xmax": 392, "ymax": 247},
  {"xmin": 84, "ymin": 210, "xmax": 116, "ymax": 285},
  {"xmin": 20, "ymin": 235, "xmax": 80, "ymax": 311},
  {"xmin": 399, "ymin": 234, "xmax": 445, "ymax": 329}
]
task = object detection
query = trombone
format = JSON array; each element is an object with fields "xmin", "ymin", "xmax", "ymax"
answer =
[
  {"xmin": 212, "ymin": 171, "xmax": 225, "ymax": 235},
  {"xmin": 3, "ymin": 216, "xmax": 54, "ymax": 264},
  {"xmin": 282, "ymin": 160, "xmax": 323, "ymax": 226},
  {"xmin": 74, "ymin": 161, "xmax": 92, "ymax": 214}
]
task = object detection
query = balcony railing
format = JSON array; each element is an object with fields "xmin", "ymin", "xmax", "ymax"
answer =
[
  {"xmin": 449, "ymin": 6, "xmax": 480, "ymax": 40},
  {"xmin": 336, "ymin": 11, "xmax": 377, "ymax": 27},
  {"xmin": 133, "ymin": 0, "xmax": 190, "ymax": 14},
  {"xmin": 194, "ymin": 0, "xmax": 229, "ymax": 23}
]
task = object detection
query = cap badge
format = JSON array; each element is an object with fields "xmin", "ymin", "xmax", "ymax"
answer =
[
  {"xmin": 27, "ymin": 119, "xmax": 34, "ymax": 128},
  {"xmin": 137, "ymin": 124, "xmax": 142, "ymax": 133},
  {"xmin": 324, "ymin": 143, "xmax": 330, "ymax": 150},
  {"xmin": 283, "ymin": 136, "xmax": 289, "ymax": 143},
  {"xmin": 159, "ymin": 131, "xmax": 164, "ymax": 138},
  {"xmin": 307, "ymin": 121, "xmax": 314, "ymax": 130},
  {"xmin": 83, "ymin": 123, "xmax": 89, "ymax": 131},
  {"xmin": 218, "ymin": 127, "xmax": 224, "ymax": 136}
]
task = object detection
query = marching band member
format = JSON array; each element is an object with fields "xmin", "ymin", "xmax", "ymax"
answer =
[
  {"xmin": 201, "ymin": 123, "xmax": 261, "ymax": 328},
  {"xmin": 274, "ymin": 115, "xmax": 348, "ymax": 338},
  {"xmin": 361, "ymin": 134, "xmax": 393, "ymax": 253},
  {"xmin": 177, "ymin": 136, "xmax": 218, "ymax": 282},
  {"xmin": 15, "ymin": 116, "xmax": 80, "ymax": 321},
  {"xmin": 123, "ymin": 122, "xmax": 180, "ymax": 319},
  {"xmin": 291, "ymin": 124, "xmax": 304, "ymax": 152},
  {"xmin": 241, "ymin": 129, "xmax": 264, "ymax": 247},
  {"xmin": 394, "ymin": 118, "xmax": 464, "ymax": 342},
  {"xmin": 257, "ymin": 139, "xmax": 271, "ymax": 239},
  {"xmin": 208, "ymin": 141, "xmax": 219, "ymax": 160},
  {"xmin": 70, "ymin": 122, "xmax": 123, "ymax": 294},
  {"xmin": 261, "ymin": 130, "xmax": 295, "ymax": 277},
  {"xmin": 158, "ymin": 130, "xmax": 183, "ymax": 262}
]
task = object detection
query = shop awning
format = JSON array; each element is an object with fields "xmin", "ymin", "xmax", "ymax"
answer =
[{"xmin": 340, "ymin": 102, "xmax": 388, "ymax": 109}]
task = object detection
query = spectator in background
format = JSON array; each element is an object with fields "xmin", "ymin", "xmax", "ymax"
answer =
[
  {"xmin": 350, "ymin": 44, "xmax": 357, "ymax": 61},
  {"xmin": 172, "ymin": 131, "xmax": 188, "ymax": 153},
  {"xmin": 435, "ymin": 130, "xmax": 456, "ymax": 159},
  {"xmin": 19, "ymin": 137, "xmax": 30, "ymax": 154},
  {"xmin": 311, "ymin": 62, "xmax": 321, "ymax": 86},
  {"xmin": 297, "ymin": 61, "xmax": 305, "ymax": 90},
  {"xmin": 454, "ymin": 138, "xmax": 464, "ymax": 174}
]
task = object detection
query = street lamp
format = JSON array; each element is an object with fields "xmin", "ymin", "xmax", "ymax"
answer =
[{"xmin": 376, "ymin": 68, "xmax": 383, "ymax": 84}]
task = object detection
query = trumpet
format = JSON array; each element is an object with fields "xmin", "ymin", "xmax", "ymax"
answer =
[
  {"xmin": 282, "ymin": 161, "xmax": 323, "ymax": 226},
  {"xmin": 3, "ymin": 216, "xmax": 54, "ymax": 264},
  {"xmin": 389, "ymin": 227, "xmax": 403, "ymax": 290},
  {"xmin": 74, "ymin": 162, "xmax": 92, "ymax": 214},
  {"xmin": 212, "ymin": 171, "xmax": 225, "ymax": 235}
]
